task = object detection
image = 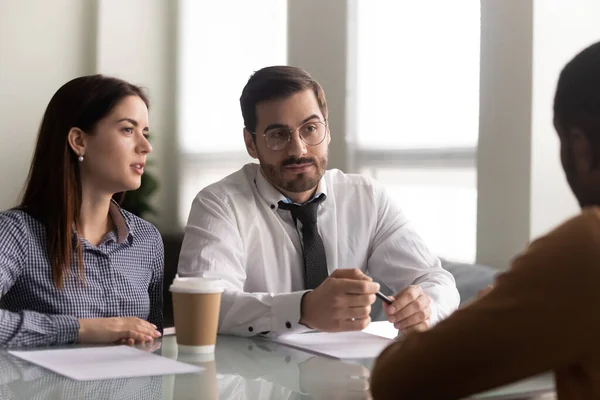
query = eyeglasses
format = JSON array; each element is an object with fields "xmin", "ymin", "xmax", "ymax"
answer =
[{"xmin": 250, "ymin": 120, "xmax": 328, "ymax": 151}]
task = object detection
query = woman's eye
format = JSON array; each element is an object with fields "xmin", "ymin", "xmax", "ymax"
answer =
[{"xmin": 123, "ymin": 127, "xmax": 134, "ymax": 134}]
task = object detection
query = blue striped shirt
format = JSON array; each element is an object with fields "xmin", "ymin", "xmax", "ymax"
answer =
[{"xmin": 0, "ymin": 202, "xmax": 163, "ymax": 347}]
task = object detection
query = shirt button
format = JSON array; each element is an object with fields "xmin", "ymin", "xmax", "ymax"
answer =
[
  {"xmin": 270, "ymin": 204, "xmax": 275, "ymax": 210},
  {"xmin": 285, "ymin": 321, "xmax": 292, "ymax": 329},
  {"xmin": 248, "ymin": 326, "xmax": 254, "ymax": 332}
]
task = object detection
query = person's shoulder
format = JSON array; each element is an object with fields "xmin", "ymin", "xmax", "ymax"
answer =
[
  {"xmin": 0, "ymin": 209, "xmax": 41, "ymax": 254},
  {"xmin": 325, "ymin": 169, "xmax": 390, "ymax": 209},
  {"xmin": 325, "ymin": 169, "xmax": 379, "ymax": 191},
  {"xmin": 538, "ymin": 208, "xmax": 600, "ymax": 246},
  {"xmin": 198, "ymin": 163, "xmax": 257, "ymax": 202},
  {"xmin": 0, "ymin": 208, "xmax": 27, "ymax": 223},
  {"xmin": 515, "ymin": 208, "xmax": 600, "ymax": 272},
  {"xmin": 0, "ymin": 209, "xmax": 41, "ymax": 234}
]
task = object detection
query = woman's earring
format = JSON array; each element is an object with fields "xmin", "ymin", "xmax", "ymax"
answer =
[{"xmin": 78, "ymin": 155, "xmax": 84, "ymax": 162}]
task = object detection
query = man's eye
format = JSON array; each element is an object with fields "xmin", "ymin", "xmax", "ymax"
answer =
[
  {"xmin": 301, "ymin": 124, "xmax": 318, "ymax": 136},
  {"xmin": 269, "ymin": 130, "xmax": 287, "ymax": 140}
]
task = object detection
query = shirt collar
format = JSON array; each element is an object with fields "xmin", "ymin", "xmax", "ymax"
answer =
[
  {"xmin": 71, "ymin": 200, "xmax": 133, "ymax": 247},
  {"xmin": 254, "ymin": 165, "xmax": 328, "ymax": 210},
  {"xmin": 109, "ymin": 200, "xmax": 133, "ymax": 244}
]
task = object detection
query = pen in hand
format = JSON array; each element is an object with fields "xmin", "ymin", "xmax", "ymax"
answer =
[{"xmin": 376, "ymin": 291, "xmax": 393, "ymax": 305}]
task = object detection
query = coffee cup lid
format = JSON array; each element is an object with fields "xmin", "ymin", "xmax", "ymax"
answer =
[{"xmin": 169, "ymin": 276, "xmax": 224, "ymax": 294}]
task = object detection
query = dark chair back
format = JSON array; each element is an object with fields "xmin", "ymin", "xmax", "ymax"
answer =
[{"xmin": 162, "ymin": 233, "xmax": 184, "ymax": 328}]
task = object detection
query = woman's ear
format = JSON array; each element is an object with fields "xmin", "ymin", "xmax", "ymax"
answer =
[{"xmin": 67, "ymin": 127, "xmax": 87, "ymax": 158}]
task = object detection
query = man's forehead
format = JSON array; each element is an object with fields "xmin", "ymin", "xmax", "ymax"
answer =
[{"xmin": 256, "ymin": 91, "xmax": 323, "ymax": 127}]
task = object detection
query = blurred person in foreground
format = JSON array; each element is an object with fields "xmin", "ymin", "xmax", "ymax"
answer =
[{"xmin": 371, "ymin": 41, "xmax": 600, "ymax": 400}]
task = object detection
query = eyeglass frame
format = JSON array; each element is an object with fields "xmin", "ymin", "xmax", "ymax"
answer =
[{"xmin": 249, "ymin": 119, "xmax": 329, "ymax": 151}]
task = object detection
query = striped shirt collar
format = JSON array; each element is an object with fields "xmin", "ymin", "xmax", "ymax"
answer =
[
  {"xmin": 109, "ymin": 200, "xmax": 133, "ymax": 244},
  {"xmin": 73, "ymin": 200, "xmax": 133, "ymax": 246}
]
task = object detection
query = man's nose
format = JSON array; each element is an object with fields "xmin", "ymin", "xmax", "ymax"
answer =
[{"xmin": 287, "ymin": 132, "xmax": 307, "ymax": 157}]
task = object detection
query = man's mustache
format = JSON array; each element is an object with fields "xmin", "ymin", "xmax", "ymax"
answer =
[{"xmin": 281, "ymin": 157, "xmax": 316, "ymax": 167}]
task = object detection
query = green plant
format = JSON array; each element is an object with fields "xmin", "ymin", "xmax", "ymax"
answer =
[{"xmin": 119, "ymin": 162, "xmax": 159, "ymax": 219}]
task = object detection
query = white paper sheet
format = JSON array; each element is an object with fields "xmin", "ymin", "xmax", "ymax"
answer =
[
  {"xmin": 9, "ymin": 345, "xmax": 202, "ymax": 381},
  {"xmin": 361, "ymin": 321, "xmax": 399, "ymax": 339},
  {"xmin": 269, "ymin": 326, "xmax": 395, "ymax": 359}
]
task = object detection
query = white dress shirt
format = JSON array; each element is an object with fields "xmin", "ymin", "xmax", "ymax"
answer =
[{"xmin": 178, "ymin": 163, "xmax": 459, "ymax": 337}]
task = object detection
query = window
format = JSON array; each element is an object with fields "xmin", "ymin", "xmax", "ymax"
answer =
[
  {"xmin": 178, "ymin": 0, "xmax": 287, "ymax": 226},
  {"xmin": 352, "ymin": 1, "xmax": 480, "ymax": 262}
]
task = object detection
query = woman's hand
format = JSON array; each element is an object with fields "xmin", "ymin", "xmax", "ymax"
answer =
[{"xmin": 78, "ymin": 317, "xmax": 161, "ymax": 344}]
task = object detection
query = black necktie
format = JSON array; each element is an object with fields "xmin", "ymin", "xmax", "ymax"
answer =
[{"xmin": 278, "ymin": 196, "xmax": 328, "ymax": 290}]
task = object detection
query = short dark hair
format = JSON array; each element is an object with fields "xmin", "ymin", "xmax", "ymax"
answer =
[
  {"xmin": 240, "ymin": 66, "xmax": 328, "ymax": 135},
  {"xmin": 554, "ymin": 42, "xmax": 600, "ymax": 129}
]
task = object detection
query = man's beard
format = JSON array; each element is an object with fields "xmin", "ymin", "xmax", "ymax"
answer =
[{"xmin": 260, "ymin": 155, "xmax": 328, "ymax": 193}]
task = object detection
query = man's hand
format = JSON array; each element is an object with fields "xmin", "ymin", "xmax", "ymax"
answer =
[
  {"xmin": 78, "ymin": 317, "xmax": 161, "ymax": 344},
  {"xmin": 300, "ymin": 268, "xmax": 379, "ymax": 332},
  {"xmin": 384, "ymin": 285, "xmax": 432, "ymax": 334}
]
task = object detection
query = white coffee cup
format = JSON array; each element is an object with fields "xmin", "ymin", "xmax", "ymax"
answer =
[{"xmin": 169, "ymin": 276, "xmax": 224, "ymax": 354}]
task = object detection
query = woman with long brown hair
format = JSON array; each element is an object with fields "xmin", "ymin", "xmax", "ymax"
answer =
[{"xmin": 0, "ymin": 75, "xmax": 163, "ymax": 347}]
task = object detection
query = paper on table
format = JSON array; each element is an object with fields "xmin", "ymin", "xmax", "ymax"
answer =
[
  {"xmin": 268, "ymin": 323, "xmax": 396, "ymax": 359},
  {"xmin": 9, "ymin": 345, "xmax": 202, "ymax": 381},
  {"xmin": 361, "ymin": 321, "xmax": 399, "ymax": 339}
]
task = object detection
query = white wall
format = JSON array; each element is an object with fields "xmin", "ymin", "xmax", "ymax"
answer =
[
  {"xmin": 0, "ymin": 0, "xmax": 178, "ymax": 232},
  {"xmin": 0, "ymin": 0, "xmax": 97, "ymax": 210},
  {"xmin": 477, "ymin": 0, "xmax": 534, "ymax": 269},
  {"xmin": 288, "ymin": 0, "xmax": 349, "ymax": 172},
  {"xmin": 96, "ymin": 0, "xmax": 179, "ymax": 233}
]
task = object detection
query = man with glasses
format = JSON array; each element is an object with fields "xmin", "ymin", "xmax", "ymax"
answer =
[{"xmin": 178, "ymin": 66, "xmax": 459, "ymax": 337}]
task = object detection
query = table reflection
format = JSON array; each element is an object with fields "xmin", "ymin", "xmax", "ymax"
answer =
[
  {"xmin": 164, "ymin": 334, "xmax": 372, "ymax": 400},
  {"xmin": 0, "ymin": 335, "xmax": 555, "ymax": 400}
]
